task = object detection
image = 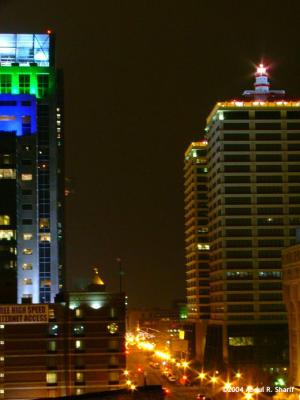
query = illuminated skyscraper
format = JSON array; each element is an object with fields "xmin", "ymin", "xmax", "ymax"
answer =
[
  {"xmin": 187, "ymin": 64, "xmax": 300, "ymax": 369},
  {"xmin": 0, "ymin": 33, "xmax": 64, "ymax": 304}
]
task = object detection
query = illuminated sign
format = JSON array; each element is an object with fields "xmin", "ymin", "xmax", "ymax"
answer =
[
  {"xmin": 0, "ymin": 304, "xmax": 49, "ymax": 324},
  {"xmin": 0, "ymin": 34, "xmax": 50, "ymax": 66}
]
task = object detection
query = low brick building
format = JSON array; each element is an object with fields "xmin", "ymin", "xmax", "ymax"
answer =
[{"xmin": 0, "ymin": 269, "xmax": 126, "ymax": 399}]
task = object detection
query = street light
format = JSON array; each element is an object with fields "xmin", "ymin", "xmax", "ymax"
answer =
[{"xmin": 199, "ymin": 372, "xmax": 206, "ymax": 380}]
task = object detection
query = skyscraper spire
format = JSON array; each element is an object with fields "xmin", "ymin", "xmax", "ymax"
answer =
[{"xmin": 243, "ymin": 61, "xmax": 285, "ymax": 100}]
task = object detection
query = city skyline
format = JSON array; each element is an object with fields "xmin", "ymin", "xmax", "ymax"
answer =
[{"xmin": 1, "ymin": 2, "xmax": 300, "ymax": 307}]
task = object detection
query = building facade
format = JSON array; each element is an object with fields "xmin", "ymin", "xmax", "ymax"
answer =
[
  {"xmin": 184, "ymin": 141, "xmax": 209, "ymax": 322},
  {"xmin": 0, "ymin": 33, "xmax": 64, "ymax": 304},
  {"xmin": 282, "ymin": 234, "xmax": 300, "ymax": 387},
  {"xmin": 0, "ymin": 271, "xmax": 126, "ymax": 399},
  {"xmin": 186, "ymin": 64, "xmax": 300, "ymax": 370}
]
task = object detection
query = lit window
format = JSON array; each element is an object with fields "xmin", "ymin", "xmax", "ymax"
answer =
[
  {"xmin": 21, "ymin": 174, "xmax": 32, "ymax": 181},
  {"xmin": 0, "ymin": 373, "xmax": 4, "ymax": 378},
  {"xmin": 0, "ymin": 357, "xmax": 4, "ymax": 362},
  {"xmin": 23, "ymin": 233, "xmax": 32, "ymax": 240},
  {"xmin": 40, "ymin": 233, "xmax": 51, "ymax": 242},
  {"xmin": 41, "ymin": 279, "xmax": 51, "ymax": 287},
  {"xmin": 46, "ymin": 372, "xmax": 57, "ymax": 385},
  {"xmin": 48, "ymin": 341, "xmax": 57, "ymax": 352},
  {"xmin": 75, "ymin": 308, "xmax": 83, "ymax": 319},
  {"xmin": 0, "ymin": 325, "xmax": 4, "ymax": 329},
  {"xmin": 39, "ymin": 218, "xmax": 49, "ymax": 229},
  {"xmin": 0, "ymin": 389, "xmax": 4, "ymax": 394},
  {"xmin": 22, "ymin": 263, "xmax": 32, "ymax": 270},
  {"xmin": 75, "ymin": 372, "xmax": 84, "ymax": 383},
  {"xmin": 22, "ymin": 248, "xmax": 32, "ymax": 255},
  {"xmin": 0, "ymin": 169, "xmax": 16, "ymax": 179},
  {"xmin": 229, "ymin": 337, "xmax": 254, "ymax": 346},
  {"xmin": 0, "ymin": 215, "xmax": 10, "ymax": 225},
  {"xmin": 75, "ymin": 340, "xmax": 84, "ymax": 350},
  {"xmin": 197, "ymin": 243, "xmax": 210, "ymax": 251},
  {"xmin": 23, "ymin": 278, "xmax": 32, "ymax": 285},
  {"xmin": 0, "ymin": 341, "xmax": 4, "ymax": 345},
  {"xmin": 0, "ymin": 230, "xmax": 14, "ymax": 240}
]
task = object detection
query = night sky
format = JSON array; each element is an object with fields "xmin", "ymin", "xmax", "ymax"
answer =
[{"xmin": 1, "ymin": 1, "xmax": 300, "ymax": 307}]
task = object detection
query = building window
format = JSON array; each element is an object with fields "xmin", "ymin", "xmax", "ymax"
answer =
[
  {"xmin": 39, "ymin": 218, "xmax": 49, "ymax": 229},
  {"xmin": 22, "ymin": 219, "xmax": 32, "ymax": 225},
  {"xmin": 23, "ymin": 233, "xmax": 32, "ymax": 240},
  {"xmin": 41, "ymin": 279, "xmax": 51, "ymax": 287},
  {"xmin": 75, "ymin": 308, "xmax": 83, "ymax": 319},
  {"xmin": 0, "ymin": 74, "xmax": 11, "ymax": 93},
  {"xmin": 49, "ymin": 324, "xmax": 59, "ymax": 336},
  {"xmin": 75, "ymin": 340, "xmax": 84, "ymax": 351},
  {"xmin": 46, "ymin": 372, "xmax": 57, "ymax": 386},
  {"xmin": 228, "ymin": 337, "xmax": 254, "ymax": 346},
  {"xmin": 0, "ymin": 169, "xmax": 16, "ymax": 179},
  {"xmin": 73, "ymin": 325, "xmax": 85, "ymax": 336},
  {"xmin": 107, "ymin": 323, "xmax": 119, "ymax": 335},
  {"xmin": 37, "ymin": 74, "xmax": 49, "ymax": 97},
  {"xmin": 75, "ymin": 372, "xmax": 85, "ymax": 385},
  {"xmin": 22, "ymin": 278, "xmax": 32, "ymax": 285},
  {"xmin": 40, "ymin": 233, "xmax": 51, "ymax": 242},
  {"xmin": 19, "ymin": 74, "xmax": 30, "ymax": 94},
  {"xmin": 22, "ymin": 248, "xmax": 32, "ymax": 255},
  {"xmin": 48, "ymin": 341, "xmax": 57, "ymax": 352},
  {"xmin": 0, "ymin": 230, "xmax": 15, "ymax": 240},
  {"xmin": 22, "ymin": 204, "xmax": 32, "ymax": 210},
  {"xmin": 21, "ymin": 174, "xmax": 32, "ymax": 181},
  {"xmin": 22, "ymin": 263, "xmax": 32, "ymax": 270},
  {"xmin": 108, "ymin": 371, "xmax": 119, "ymax": 385},
  {"xmin": 0, "ymin": 215, "xmax": 10, "ymax": 225},
  {"xmin": 22, "ymin": 189, "xmax": 32, "ymax": 195}
]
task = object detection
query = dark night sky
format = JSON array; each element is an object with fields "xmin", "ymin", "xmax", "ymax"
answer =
[{"xmin": 1, "ymin": 1, "xmax": 300, "ymax": 307}]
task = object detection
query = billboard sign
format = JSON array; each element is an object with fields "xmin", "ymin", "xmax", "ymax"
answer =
[{"xmin": 0, "ymin": 304, "xmax": 49, "ymax": 324}]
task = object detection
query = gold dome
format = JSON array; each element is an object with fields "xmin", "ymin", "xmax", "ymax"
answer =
[{"xmin": 92, "ymin": 267, "xmax": 105, "ymax": 286}]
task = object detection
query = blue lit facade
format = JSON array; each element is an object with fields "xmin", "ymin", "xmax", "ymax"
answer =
[
  {"xmin": 0, "ymin": 33, "xmax": 64, "ymax": 304},
  {"xmin": 0, "ymin": 94, "xmax": 36, "ymax": 135}
]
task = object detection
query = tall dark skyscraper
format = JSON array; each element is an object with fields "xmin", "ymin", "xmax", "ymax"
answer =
[
  {"xmin": 0, "ymin": 33, "xmax": 64, "ymax": 304},
  {"xmin": 185, "ymin": 64, "xmax": 300, "ymax": 369}
]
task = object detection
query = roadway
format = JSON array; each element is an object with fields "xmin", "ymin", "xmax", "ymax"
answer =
[{"xmin": 126, "ymin": 349, "xmax": 212, "ymax": 400}]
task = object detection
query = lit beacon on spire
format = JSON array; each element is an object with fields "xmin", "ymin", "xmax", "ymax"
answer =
[{"xmin": 254, "ymin": 63, "xmax": 270, "ymax": 93}]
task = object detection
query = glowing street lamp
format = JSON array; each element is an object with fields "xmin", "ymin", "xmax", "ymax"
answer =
[
  {"xmin": 211, "ymin": 376, "xmax": 218, "ymax": 384},
  {"xmin": 181, "ymin": 361, "xmax": 189, "ymax": 368},
  {"xmin": 235, "ymin": 372, "xmax": 242, "ymax": 379},
  {"xmin": 199, "ymin": 372, "xmax": 206, "ymax": 380}
]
